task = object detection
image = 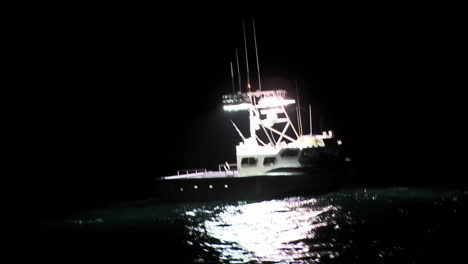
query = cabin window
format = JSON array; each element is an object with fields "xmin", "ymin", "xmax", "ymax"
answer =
[
  {"xmin": 263, "ymin": 157, "xmax": 276, "ymax": 166},
  {"xmin": 280, "ymin": 149, "xmax": 300, "ymax": 158},
  {"xmin": 241, "ymin": 157, "xmax": 258, "ymax": 167}
]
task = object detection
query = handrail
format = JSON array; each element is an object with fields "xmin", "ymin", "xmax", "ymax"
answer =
[
  {"xmin": 177, "ymin": 169, "xmax": 207, "ymax": 176},
  {"xmin": 218, "ymin": 162, "xmax": 237, "ymax": 176}
]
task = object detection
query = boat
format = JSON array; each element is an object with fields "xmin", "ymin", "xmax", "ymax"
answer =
[{"xmin": 154, "ymin": 20, "xmax": 351, "ymax": 201}]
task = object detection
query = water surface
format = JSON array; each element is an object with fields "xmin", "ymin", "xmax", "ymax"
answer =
[{"xmin": 39, "ymin": 188, "xmax": 467, "ymax": 263}]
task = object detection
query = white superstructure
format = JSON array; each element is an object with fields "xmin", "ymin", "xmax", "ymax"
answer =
[
  {"xmin": 223, "ymin": 89, "xmax": 335, "ymax": 177},
  {"xmin": 160, "ymin": 19, "xmax": 344, "ymax": 181}
]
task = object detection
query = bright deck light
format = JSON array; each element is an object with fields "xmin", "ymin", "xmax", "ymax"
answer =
[
  {"xmin": 256, "ymin": 97, "xmax": 295, "ymax": 108},
  {"xmin": 223, "ymin": 103, "xmax": 251, "ymax": 111}
]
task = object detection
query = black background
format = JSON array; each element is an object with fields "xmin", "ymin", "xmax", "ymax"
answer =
[{"xmin": 19, "ymin": 7, "xmax": 465, "ymax": 219}]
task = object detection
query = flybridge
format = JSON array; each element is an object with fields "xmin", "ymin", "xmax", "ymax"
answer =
[{"xmin": 222, "ymin": 88, "xmax": 302, "ymax": 149}]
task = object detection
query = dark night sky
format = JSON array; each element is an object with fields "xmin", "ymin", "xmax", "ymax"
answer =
[{"xmin": 23, "ymin": 8, "xmax": 465, "ymax": 217}]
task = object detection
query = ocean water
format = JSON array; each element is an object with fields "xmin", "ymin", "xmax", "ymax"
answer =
[{"xmin": 38, "ymin": 188, "xmax": 467, "ymax": 263}]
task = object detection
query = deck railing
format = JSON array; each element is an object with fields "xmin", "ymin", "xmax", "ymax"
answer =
[
  {"xmin": 170, "ymin": 162, "xmax": 237, "ymax": 178},
  {"xmin": 218, "ymin": 162, "xmax": 237, "ymax": 176},
  {"xmin": 177, "ymin": 169, "xmax": 208, "ymax": 176}
]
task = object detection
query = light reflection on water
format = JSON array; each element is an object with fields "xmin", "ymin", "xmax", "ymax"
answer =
[
  {"xmin": 53, "ymin": 188, "xmax": 467, "ymax": 263},
  {"xmin": 183, "ymin": 198, "xmax": 341, "ymax": 263}
]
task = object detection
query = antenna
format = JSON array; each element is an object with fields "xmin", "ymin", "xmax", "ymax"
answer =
[
  {"xmin": 230, "ymin": 61, "xmax": 235, "ymax": 94},
  {"xmin": 235, "ymin": 48, "xmax": 241, "ymax": 93},
  {"xmin": 253, "ymin": 18, "xmax": 262, "ymax": 91},
  {"xmin": 242, "ymin": 19, "xmax": 251, "ymax": 90}
]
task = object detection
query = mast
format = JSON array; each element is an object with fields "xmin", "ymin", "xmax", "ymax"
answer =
[
  {"xmin": 253, "ymin": 18, "xmax": 262, "ymax": 91},
  {"xmin": 242, "ymin": 19, "xmax": 251, "ymax": 90},
  {"xmin": 235, "ymin": 48, "xmax": 241, "ymax": 93}
]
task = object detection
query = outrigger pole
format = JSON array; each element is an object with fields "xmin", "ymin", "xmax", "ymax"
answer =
[
  {"xmin": 235, "ymin": 48, "xmax": 241, "ymax": 93},
  {"xmin": 242, "ymin": 19, "xmax": 251, "ymax": 90},
  {"xmin": 309, "ymin": 104, "xmax": 312, "ymax": 135},
  {"xmin": 231, "ymin": 120, "xmax": 246, "ymax": 142},
  {"xmin": 230, "ymin": 61, "xmax": 235, "ymax": 94},
  {"xmin": 253, "ymin": 18, "xmax": 262, "ymax": 92},
  {"xmin": 295, "ymin": 80, "xmax": 303, "ymax": 136}
]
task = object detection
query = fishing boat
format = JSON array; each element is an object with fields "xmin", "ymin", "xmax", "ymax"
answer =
[{"xmin": 154, "ymin": 20, "xmax": 350, "ymax": 201}]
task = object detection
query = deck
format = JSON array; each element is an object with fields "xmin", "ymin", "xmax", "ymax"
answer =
[{"xmin": 159, "ymin": 171, "xmax": 239, "ymax": 180}]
